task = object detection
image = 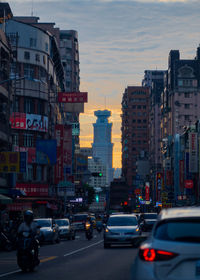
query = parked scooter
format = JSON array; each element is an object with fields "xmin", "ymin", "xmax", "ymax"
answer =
[{"xmin": 17, "ymin": 231, "xmax": 40, "ymax": 272}]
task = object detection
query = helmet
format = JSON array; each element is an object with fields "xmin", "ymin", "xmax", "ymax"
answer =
[{"xmin": 24, "ymin": 210, "xmax": 34, "ymax": 225}]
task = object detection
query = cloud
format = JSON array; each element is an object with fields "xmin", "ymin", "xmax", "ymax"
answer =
[{"xmin": 9, "ymin": 0, "xmax": 200, "ymax": 167}]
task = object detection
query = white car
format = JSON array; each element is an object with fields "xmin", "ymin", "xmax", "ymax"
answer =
[{"xmin": 132, "ymin": 207, "xmax": 200, "ymax": 280}]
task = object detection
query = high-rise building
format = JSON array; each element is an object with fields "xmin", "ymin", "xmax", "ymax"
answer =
[
  {"xmin": 143, "ymin": 70, "xmax": 167, "ymax": 175},
  {"xmin": 161, "ymin": 47, "xmax": 200, "ymax": 140},
  {"xmin": 121, "ymin": 86, "xmax": 150, "ymax": 187},
  {"xmin": 92, "ymin": 110, "xmax": 114, "ymax": 187}
]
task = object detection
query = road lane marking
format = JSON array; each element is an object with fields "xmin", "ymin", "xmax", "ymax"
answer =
[
  {"xmin": 0, "ymin": 256, "xmax": 57, "ymax": 278},
  {"xmin": 40, "ymin": 256, "xmax": 57, "ymax": 263},
  {"xmin": 64, "ymin": 240, "xmax": 103, "ymax": 257},
  {"xmin": 0, "ymin": 270, "xmax": 21, "ymax": 278}
]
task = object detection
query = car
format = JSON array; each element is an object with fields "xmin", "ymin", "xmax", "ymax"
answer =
[
  {"xmin": 72, "ymin": 213, "xmax": 89, "ymax": 230},
  {"xmin": 34, "ymin": 218, "xmax": 60, "ymax": 244},
  {"xmin": 104, "ymin": 214, "xmax": 141, "ymax": 248},
  {"xmin": 139, "ymin": 213, "xmax": 158, "ymax": 232},
  {"xmin": 132, "ymin": 207, "xmax": 200, "ymax": 280},
  {"xmin": 55, "ymin": 218, "xmax": 76, "ymax": 240}
]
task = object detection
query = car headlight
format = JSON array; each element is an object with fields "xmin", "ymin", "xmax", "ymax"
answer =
[
  {"xmin": 53, "ymin": 228, "xmax": 56, "ymax": 233},
  {"xmin": 105, "ymin": 228, "xmax": 109, "ymax": 233},
  {"xmin": 136, "ymin": 228, "xmax": 140, "ymax": 232}
]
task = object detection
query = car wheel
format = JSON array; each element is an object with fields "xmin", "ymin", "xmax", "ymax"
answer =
[
  {"xmin": 72, "ymin": 233, "xmax": 75, "ymax": 240},
  {"xmin": 104, "ymin": 243, "xmax": 110, "ymax": 249}
]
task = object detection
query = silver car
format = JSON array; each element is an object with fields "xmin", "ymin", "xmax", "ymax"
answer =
[
  {"xmin": 104, "ymin": 214, "xmax": 141, "ymax": 248},
  {"xmin": 35, "ymin": 218, "xmax": 60, "ymax": 244},
  {"xmin": 132, "ymin": 207, "xmax": 200, "ymax": 280},
  {"xmin": 55, "ymin": 219, "xmax": 76, "ymax": 240}
]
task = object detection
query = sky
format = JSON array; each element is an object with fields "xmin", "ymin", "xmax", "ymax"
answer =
[{"xmin": 8, "ymin": 0, "xmax": 200, "ymax": 168}]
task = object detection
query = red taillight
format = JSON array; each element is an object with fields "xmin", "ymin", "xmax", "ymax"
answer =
[{"xmin": 139, "ymin": 248, "xmax": 178, "ymax": 262}]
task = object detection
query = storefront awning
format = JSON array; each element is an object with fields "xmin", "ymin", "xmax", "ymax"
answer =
[{"xmin": 0, "ymin": 194, "xmax": 12, "ymax": 204}]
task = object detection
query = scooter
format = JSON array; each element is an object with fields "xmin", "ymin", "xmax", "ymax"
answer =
[
  {"xmin": 17, "ymin": 231, "xmax": 40, "ymax": 272},
  {"xmin": 85, "ymin": 222, "xmax": 93, "ymax": 240},
  {"xmin": 96, "ymin": 221, "xmax": 103, "ymax": 233}
]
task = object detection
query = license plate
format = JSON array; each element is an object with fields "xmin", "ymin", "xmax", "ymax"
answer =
[{"xmin": 196, "ymin": 260, "xmax": 200, "ymax": 276}]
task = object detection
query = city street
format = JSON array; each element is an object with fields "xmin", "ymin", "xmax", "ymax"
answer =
[{"xmin": 0, "ymin": 231, "xmax": 138, "ymax": 280}]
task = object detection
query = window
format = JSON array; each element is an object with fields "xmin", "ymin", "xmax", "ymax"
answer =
[
  {"xmin": 137, "ymin": 105, "xmax": 141, "ymax": 109},
  {"xmin": 35, "ymin": 54, "xmax": 40, "ymax": 62},
  {"xmin": 12, "ymin": 134, "xmax": 19, "ymax": 146},
  {"xmin": 143, "ymin": 119, "xmax": 147, "ymax": 123},
  {"xmin": 132, "ymin": 120, "xmax": 136, "ymax": 123},
  {"xmin": 30, "ymin": 38, "xmax": 37, "ymax": 47},
  {"xmin": 184, "ymin": 104, "xmax": 190, "ymax": 109},
  {"xmin": 45, "ymin": 43, "xmax": 49, "ymax": 52},
  {"xmin": 23, "ymin": 165, "xmax": 33, "ymax": 181},
  {"xmin": 143, "ymin": 105, "xmax": 146, "ymax": 109},
  {"xmin": 14, "ymin": 96, "xmax": 19, "ymax": 112},
  {"xmin": 24, "ymin": 98, "xmax": 34, "ymax": 114},
  {"xmin": 43, "ymin": 56, "xmax": 46, "ymax": 65},
  {"xmin": 24, "ymin": 64, "xmax": 34, "ymax": 79},
  {"xmin": 184, "ymin": 93, "xmax": 190, "ymax": 98},
  {"xmin": 23, "ymin": 134, "xmax": 34, "ymax": 147},
  {"xmin": 24, "ymin": 51, "xmax": 30, "ymax": 60},
  {"xmin": 184, "ymin": 115, "xmax": 190, "ymax": 121},
  {"xmin": 137, "ymin": 119, "xmax": 141, "ymax": 123},
  {"xmin": 37, "ymin": 100, "xmax": 44, "ymax": 115}
]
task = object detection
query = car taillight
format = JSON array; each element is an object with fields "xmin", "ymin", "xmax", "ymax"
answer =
[{"xmin": 139, "ymin": 248, "xmax": 178, "ymax": 262}]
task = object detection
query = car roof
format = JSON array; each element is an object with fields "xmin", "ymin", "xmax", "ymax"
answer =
[
  {"xmin": 109, "ymin": 214, "xmax": 137, "ymax": 218},
  {"xmin": 55, "ymin": 218, "xmax": 69, "ymax": 221},
  {"xmin": 158, "ymin": 207, "xmax": 200, "ymax": 220},
  {"xmin": 35, "ymin": 218, "xmax": 51, "ymax": 220}
]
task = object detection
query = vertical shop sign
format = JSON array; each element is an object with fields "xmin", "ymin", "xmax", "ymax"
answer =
[
  {"xmin": 145, "ymin": 182, "xmax": 150, "ymax": 201},
  {"xmin": 189, "ymin": 132, "xmax": 198, "ymax": 173},
  {"xmin": 54, "ymin": 125, "xmax": 64, "ymax": 185}
]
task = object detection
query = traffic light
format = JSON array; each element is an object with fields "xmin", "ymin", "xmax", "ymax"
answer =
[
  {"xmin": 96, "ymin": 194, "xmax": 99, "ymax": 203},
  {"xmin": 91, "ymin": 172, "xmax": 103, "ymax": 177},
  {"xmin": 124, "ymin": 201, "xmax": 128, "ymax": 206}
]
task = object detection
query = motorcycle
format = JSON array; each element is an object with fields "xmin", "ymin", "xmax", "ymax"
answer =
[
  {"xmin": 17, "ymin": 231, "xmax": 40, "ymax": 272},
  {"xmin": 85, "ymin": 222, "xmax": 93, "ymax": 240},
  {"xmin": 96, "ymin": 221, "xmax": 103, "ymax": 233}
]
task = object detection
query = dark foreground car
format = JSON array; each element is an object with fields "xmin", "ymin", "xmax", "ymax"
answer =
[
  {"xmin": 104, "ymin": 214, "xmax": 141, "ymax": 248},
  {"xmin": 132, "ymin": 207, "xmax": 200, "ymax": 280},
  {"xmin": 55, "ymin": 219, "xmax": 75, "ymax": 240}
]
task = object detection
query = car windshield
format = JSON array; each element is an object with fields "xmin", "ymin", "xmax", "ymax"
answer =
[
  {"xmin": 154, "ymin": 218, "xmax": 200, "ymax": 243},
  {"xmin": 55, "ymin": 220, "xmax": 69, "ymax": 226},
  {"xmin": 107, "ymin": 216, "xmax": 138, "ymax": 226},
  {"xmin": 143, "ymin": 214, "xmax": 157, "ymax": 219},
  {"xmin": 35, "ymin": 219, "xmax": 51, "ymax": 227},
  {"xmin": 74, "ymin": 215, "xmax": 88, "ymax": 222}
]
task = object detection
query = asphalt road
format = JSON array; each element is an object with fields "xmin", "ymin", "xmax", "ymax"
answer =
[{"xmin": 0, "ymin": 231, "xmax": 138, "ymax": 280}]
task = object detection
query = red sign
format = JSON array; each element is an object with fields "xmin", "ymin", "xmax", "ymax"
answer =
[
  {"xmin": 145, "ymin": 183, "xmax": 150, "ymax": 201},
  {"xmin": 16, "ymin": 183, "xmax": 48, "ymax": 197},
  {"xmin": 7, "ymin": 202, "xmax": 32, "ymax": 211},
  {"xmin": 63, "ymin": 125, "xmax": 72, "ymax": 166},
  {"xmin": 10, "ymin": 112, "xmax": 26, "ymax": 129},
  {"xmin": 184, "ymin": 180, "xmax": 193, "ymax": 189},
  {"xmin": 58, "ymin": 92, "xmax": 88, "ymax": 103},
  {"xmin": 54, "ymin": 125, "xmax": 64, "ymax": 184},
  {"xmin": 14, "ymin": 147, "xmax": 36, "ymax": 164}
]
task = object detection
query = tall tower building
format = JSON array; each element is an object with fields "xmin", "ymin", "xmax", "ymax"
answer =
[
  {"xmin": 92, "ymin": 110, "xmax": 114, "ymax": 186},
  {"xmin": 121, "ymin": 86, "xmax": 150, "ymax": 187}
]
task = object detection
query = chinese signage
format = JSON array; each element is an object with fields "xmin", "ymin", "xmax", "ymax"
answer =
[
  {"xmin": 16, "ymin": 183, "xmax": 48, "ymax": 197},
  {"xmin": 0, "ymin": 152, "xmax": 27, "ymax": 173},
  {"xmin": 7, "ymin": 202, "xmax": 32, "ymax": 211},
  {"xmin": 189, "ymin": 132, "xmax": 198, "ymax": 173},
  {"xmin": 58, "ymin": 92, "xmax": 88, "ymax": 103},
  {"xmin": 54, "ymin": 125, "xmax": 64, "ymax": 185},
  {"xmin": 145, "ymin": 182, "xmax": 150, "ymax": 201},
  {"xmin": 184, "ymin": 180, "xmax": 193, "ymax": 189},
  {"xmin": 10, "ymin": 113, "xmax": 48, "ymax": 132}
]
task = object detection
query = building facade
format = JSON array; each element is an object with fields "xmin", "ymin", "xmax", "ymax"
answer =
[{"xmin": 121, "ymin": 86, "xmax": 150, "ymax": 188}]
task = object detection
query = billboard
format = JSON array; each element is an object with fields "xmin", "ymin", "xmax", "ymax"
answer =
[
  {"xmin": 14, "ymin": 147, "xmax": 36, "ymax": 164},
  {"xmin": 58, "ymin": 92, "xmax": 88, "ymax": 103},
  {"xmin": 16, "ymin": 183, "xmax": 48, "ymax": 197},
  {"xmin": 10, "ymin": 113, "xmax": 48, "ymax": 132},
  {"xmin": 189, "ymin": 132, "xmax": 198, "ymax": 173},
  {"xmin": 36, "ymin": 139, "xmax": 57, "ymax": 165},
  {"xmin": 54, "ymin": 125, "xmax": 64, "ymax": 184},
  {"xmin": 0, "ymin": 152, "xmax": 27, "ymax": 173}
]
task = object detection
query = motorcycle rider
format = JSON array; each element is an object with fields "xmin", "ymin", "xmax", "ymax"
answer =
[
  {"xmin": 18, "ymin": 210, "xmax": 40, "ymax": 265},
  {"xmin": 85, "ymin": 215, "xmax": 93, "ymax": 238}
]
